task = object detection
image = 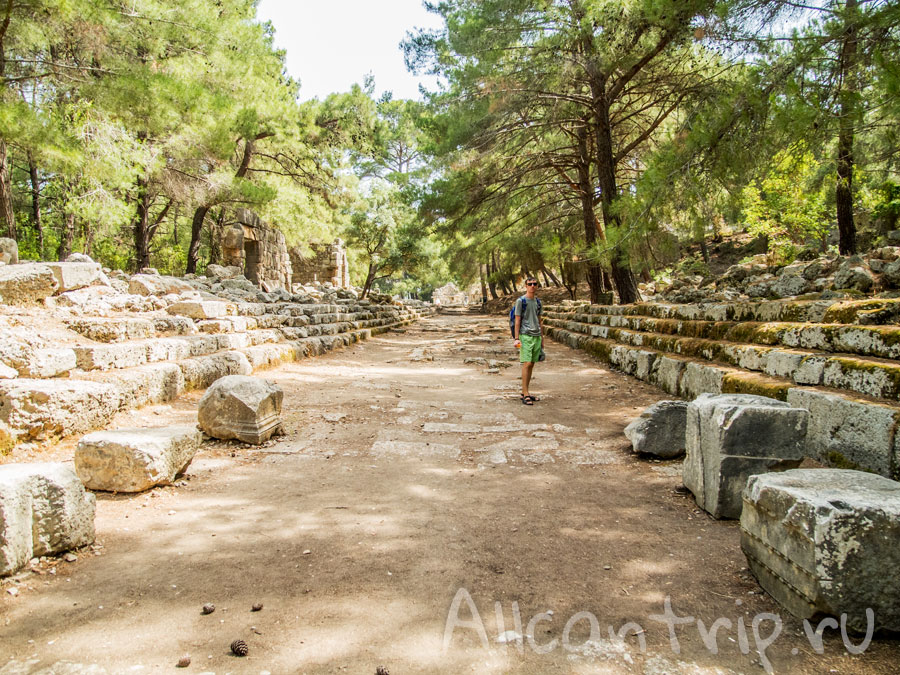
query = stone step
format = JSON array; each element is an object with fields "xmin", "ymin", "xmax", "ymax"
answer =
[
  {"xmin": 544, "ymin": 308, "xmax": 900, "ymax": 361},
  {"xmin": 544, "ymin": 317, "xmax": 900, "ymax": 402},
  {"xmin": 0, "ymin": 311, "xmax": 429, "ymax": 451},
  {"xmin": 547, "ymin": 326, "xmax": 900, "ymax": 479},
  {"xmin": 546, "ymin": 296, "xmax": 900, "ymax": 326}
]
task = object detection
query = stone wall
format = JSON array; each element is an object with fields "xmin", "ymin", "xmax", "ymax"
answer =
[
  {"xmin": 433, "ymin": 282, "xmax": 467, "ymax": 306},
  {"xmin": 221, "ymin": 209, "xmax": 292, "ymax": 291},
  {"xmin": 289, "ymin": 240, "xmax": 350, "ymax": 288}
]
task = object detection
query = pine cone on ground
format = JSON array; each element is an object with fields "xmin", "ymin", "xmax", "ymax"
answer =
[
  {"xmin": 251, "ymin": 602, "xmax": 263, "ymax": 611},
  {"xmin": 201, "ymin": 603, "xmax": 215, "ymax": 615},
  {"xmin": 375, "ymin": 667, "xmax": 390, "ymax": 675},
  {"xmin": 176, "ymin": 655, "xmax": 191, "ymax": 668},
  {"xmin": 230, "ymin": 639, "xmax": 249, "ymax": 657}
]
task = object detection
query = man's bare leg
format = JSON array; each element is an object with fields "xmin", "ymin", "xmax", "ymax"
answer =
[{"xmin": 521, "ymin": 361, "xmax": 535, "ymax": 398}]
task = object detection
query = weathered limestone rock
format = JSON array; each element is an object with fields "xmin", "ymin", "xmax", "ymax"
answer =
[
  {"xmin": 0, "ymin": 463, "xmax": 96, "ymax": 576},
  {"xmin": 0, "ymin": 379, "xmax": 121, "ymax": 442},
  {"xmin": 17, "ymin": 348, "xmax": 77, "ymax": 378},
  {"xmin": 741, "ymin": 469, "xmax": 900, "ymax": 631},
  {"xmin": 205, "ymin": 264, "xmax": 243, "ymax": 280},
  {"xmin": 65, "ymin": 252, "xmax": 94, "ymax": 263},
  {"xmin": 67, "ymin": 317, "xmax": 155, "ymax": 343},
  {"xmin": 75, "ymin": 426, "xmax": 201, "ymax": 492},
  {"xmin": 786, "ymin": 388, "xmax": 898, "ymax": 477},
  {"xmin": 197, "ymin": 375, "xmax": 283, "ymax": 444},
  {"xmin": 0, "ymin": 237, "xmax": 18, "ymax": 264},
  {"xmin": 624, "ymin": 400, "xmax": 688, "ymax": 458},
  {"xmin": 179, "ymin": 351, "xmax": 252, "ymax": 389},
  {"xmin": 833, "ymin": 264, "xmax": 874, "ymax": 293},
  {"xmin": 683, "ymin": 393, "xmax": 808, "ymax": 519},
  {"xmin": 0, "ymin": 264, "xmax": 58, "ymax": 304},
  {"xmin": 166, "ymin": 300, "xmax": 228, "ymax": 319},
  {"xmin": 43, "ymin": 262, "xmax": 102, "ymax": 293},
  {"xmin": 128, "ymin": 274, "xmax": 194, "ymax": 297}
]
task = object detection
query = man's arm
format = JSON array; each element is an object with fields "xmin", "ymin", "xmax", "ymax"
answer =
[{"xmin": 514, "ymin": 315, "xmax": 522, "ymax": 342}]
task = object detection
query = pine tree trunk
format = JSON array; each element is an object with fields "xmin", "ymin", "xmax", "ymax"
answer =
[
  {"xmin": 27, "ymin": 151, "xmax": 43, "ymax": 254},
  {"xmin": 186, "ymin": 205, "xmax": 210, "ymax": 274},
  {"xmin": 362, "ymin": 261, "xmax": 377, "ymax": 298},
  {"xmin": 0, "ymin": 139, "xmax": 15, "ymax": 240},
  {"xmin": 58, "ymin": 211, "xmax": 75, "ymax": 261},
  {"xmin": 133, "ymin": 178, "xmax": 152, "ymax": 272},
  {"xmin": 836, "ymin": 0, "xmax": 859, "ymax": 255},
  {"xmin": 542, "ymin": 265, "xmax": 562, "ymax": 287},
  {"xmin": 479, "ymin": 263, "xmax": 488, "ymax": 304},
  {"xmin": 575, "ymin": 124, "xmax": 606, "ymax": 304},
  {"xmin": 589, "ymin": 77, "xmax": 640, "ymax": 304}
]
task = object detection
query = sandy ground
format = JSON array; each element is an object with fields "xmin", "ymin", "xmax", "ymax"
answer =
[{"xmin": 2, "ymin": 315, "xmax": 898, "ymax": 674}]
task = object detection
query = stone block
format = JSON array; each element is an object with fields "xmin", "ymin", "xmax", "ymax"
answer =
[
  {"xmin": 786, "ymin": 388, "xmax": 898, "ymax": 477},
  {"xmin": 0, "ymin": 237, "xmax": 18, "ymax": 265},
  {"xmin": 649, "ymin": 356, "xmax": 686, "ymax": 395},
  {"xmin": 73, "ymin": 343, "xmax": 147, "ymax": 371},
  {"xmin": 166, "ymin": 300, "xmax": 228, "ymax": 319},
  {"xmin": 67, "ymin": 318, "xmax": 154, "ymax": 343},
  {"xmin": 0, "ymin": 264, "xmax": 58, "ymax": 304},
  {"xmin": 197, "ymin": 375, "xmax": 283, "ymax": 444},
  {"xmin": 741, "ymin": 469, "xmax": 900, "ymax": 631},
  {"xmin": 17, "ymin": 348, "xmax": 77, "ymax": 378},
  {"xmin": 113, "ymin": 363, "xmax": 185, "ymax": 409},
  {"xmin": 624, "ymin": 400, "xmax": 688, "ymax": 458},
  {"xmin": 0, "ymin": 379, "xmax": 121, "ymax": 442},
  {"xmin": 75, "ymin": 426, "xmax": 201, "ymax": 492},
  {"xmin": 43, "ymin": 262, "xmax": 102, "ymax": 293},
  {"xmin": 179, "ymin": 351, "xmax": 252, "ymax": 390},
  {"xmin": 680, "ymin": 362, "xmax": 725, "ymax": 399},
  {"xmin": 128, "ymin": 274, "xmax": 194, "ymax": 296},
  {"xmin": 0, "ymin": 463, "xmax": 96, "ymax": 576},
  {"xmin": 683, "ymin": 394, "xmax": 808, "ymax": 519}
]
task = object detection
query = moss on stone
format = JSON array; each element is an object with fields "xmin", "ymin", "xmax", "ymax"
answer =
[
  {"xmin": 721, "ymin": 372, "xmax": 791, "ymax": 401},
  {"xmin": 823, "ymin": 450, "xmax": 865, "ymax": 472}
]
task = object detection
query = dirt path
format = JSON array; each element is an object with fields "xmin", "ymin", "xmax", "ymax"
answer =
[{"xmin": 2, "ymin": 315, "xmax": 898, "ymax": 674}]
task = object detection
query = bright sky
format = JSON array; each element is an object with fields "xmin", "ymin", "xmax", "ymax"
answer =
[{"xmin": 255, "ymin": 0, "xmax": 444, "ymax": 101}]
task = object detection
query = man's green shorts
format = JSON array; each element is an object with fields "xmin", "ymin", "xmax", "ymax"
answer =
[{"xmin": 519, "ymin": 334, "xmax": 542, "ymax": 363}]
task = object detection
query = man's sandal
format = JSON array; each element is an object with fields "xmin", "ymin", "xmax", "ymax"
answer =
[
  {"xmin": 526, "ymin": 395, "xmax": 539, "ymax": 402},
  {"xmin": 520, "ymin": 395, "xmax": 534, "ymax": 405}
]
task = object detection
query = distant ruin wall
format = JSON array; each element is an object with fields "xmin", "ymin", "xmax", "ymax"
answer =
[
  {"xmin": 289, "ymin": 240, "xmax": 350, "ymax": 288},
  {"xmin": 222, "ymin": 209, "xmax": 292, "ymax": 290}
]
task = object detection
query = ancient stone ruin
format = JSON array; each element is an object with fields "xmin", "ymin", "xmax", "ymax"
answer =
[
  {"xmin": 221, "ymin": 209, "xmax": 293, "ymax": 291},
  {"xmin": 289, "ymin": 239, "xmax": 351, "ymax": 288}
]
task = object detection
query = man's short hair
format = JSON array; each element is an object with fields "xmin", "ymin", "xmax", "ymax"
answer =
[{"xmin": 525, "ymin": 276, "xmax": 538, "ymax": 284}]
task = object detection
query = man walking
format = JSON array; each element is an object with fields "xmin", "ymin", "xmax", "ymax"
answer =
[{"xmin": 513, "ymin": 277, "xmax": 542, "ymax": 405}]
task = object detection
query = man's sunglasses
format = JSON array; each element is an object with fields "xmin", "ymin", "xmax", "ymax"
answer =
[{"xmin": 526, "ymin": 282, "xmax": 539, "ymax": 286}]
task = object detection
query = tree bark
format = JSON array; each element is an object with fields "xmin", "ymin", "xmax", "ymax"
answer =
[
  {"xmin": 133, "ymin": 177, "xmax": 154, "ymax": 272},
  {"xmin": 58, "ymin": 210, "xmax": 75, "ymax": 261},
  {"xmin": 0, "ymin": 139, "xmax": 15, "ymax": 240},
  {"xmin": 361, "ymin": 261, "xmax": 377, "ymax": 298},
  {"xmin": 27, "ymin": 151, "xmax": 43, "ymax": 254},
  {"xmin": 836, "ymin": 0, "xmax": 859, "ymax": 255},
  {"xmin": 479, "ymin": 263, "xmax": 488, "ymax": 305},
  {"xmin": 591, "ymin": 92, "xmax": 640, "ymax": 304},
  {"xmin": 575, "ymin": 124, "xmax": 606, "ymax": 304},
  {"xmin": 542, "ymin": 265, "xmax": 562, "ymax": 287}
]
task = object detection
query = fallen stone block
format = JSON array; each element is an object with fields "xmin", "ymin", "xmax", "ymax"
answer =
[
  {"xmin": 624, "ymin": 400, "xmax": 688, "ymax": 459},
  {"xmin": 166, "ymin": 300, "xmax": 228, "ymax": 320},
  {"xmin": 197, "ymin": 375, "xmax": 283, "ymax": 444},
  {"xmin": 128, "ymin": 274, "xmax": 194, "ymax": 297},
  {"xmin": 0, "ymin": 463, "xmax": 96, "ymax": 576},
  {"xmin": 43, "ymin": 262, "xmax": 102, "ymax": 293},
  {"xmin": 75, "ymin": 426, "xmax": 201, "ymax": 492},
  {"xmin": 0, "ymin": 264, "xmax": 58, "ymax": 304},
  {"xmin": 0, "ymin": 379, "xmax": 121, "ymax": 442},
  {"xmin": 741, "ymin": 469, "xmax": 900, "ymax": 632},
  {"xmin": 683, "ymin": 393, "xmax": 808, "ymax": 519}
]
